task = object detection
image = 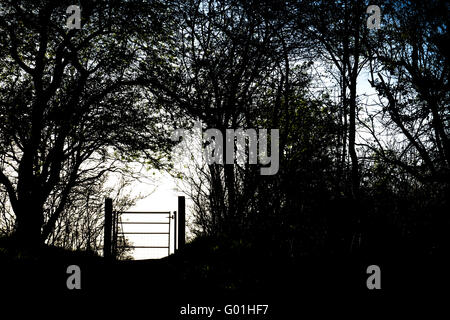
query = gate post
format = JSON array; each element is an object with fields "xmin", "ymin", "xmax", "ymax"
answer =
[
  {"xmin": 174, "ymin": 211, "xmax": 177, "ymax": 253},
  {"xmin": 112, "ymin": 209, "xmax": 118, "ymax": 259},
  {"xmin": 178, "ymin": 196, "xmax": 185, "ymax": 250},
  {"xmin": 104, "ymin": 198, "xmax": 113, "ymax": 260}
]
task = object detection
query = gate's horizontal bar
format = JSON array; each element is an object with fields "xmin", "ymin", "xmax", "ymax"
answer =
[
  {"xmin": 118, "ymin": 211, "xmax": 170, "ymax": 214},
  {"xmin": 120, "ymin": 222, "xmax": 169, "ymax": 224},
  {"xmin": 119, "ymin": 232, "xmax": 169, "ymax": 235},
  {"xmin": 118, "ymin": 246, "xmax": 169, "ymax": 249}
]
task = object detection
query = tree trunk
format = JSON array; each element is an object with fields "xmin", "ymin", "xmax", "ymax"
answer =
[
  {"xmin": 224, "ymin": 163, "xmax": 237, "ymax": 230},
  {"xmin": 349, "ymin": 77, "xmax": 359, "ymax": 199},
  {"xmin": 348, "ymin": 7, "xmax": 361, "ymax": 200},
  {"xmin": 14, "ymin": 150, "xmax": 45, "ymax": 250},
  {"xmin": 14, "ymin": 205, "xmax": 44, "ymax": 250}
]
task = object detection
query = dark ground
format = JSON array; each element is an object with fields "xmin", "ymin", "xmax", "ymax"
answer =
[{"xmin": 0, "ymin": 237, "xmax": 448, "ymax": 318}]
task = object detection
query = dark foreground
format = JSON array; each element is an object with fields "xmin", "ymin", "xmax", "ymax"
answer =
[
  {"xmin": 0, "ymin": 234, "xmax": 447, "ymax": 318},
  {"xmin": 1, "ymin": 254, "xmax": 448, "ymax": 317}
]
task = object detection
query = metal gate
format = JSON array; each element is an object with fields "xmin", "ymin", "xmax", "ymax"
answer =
[
  {"xmin": 103, "ymin": 196, "xmax": 185, "ymax": 260},
  {"xmin": 113, "ymin": 210, "xmax": 172, "ymax": 258}
]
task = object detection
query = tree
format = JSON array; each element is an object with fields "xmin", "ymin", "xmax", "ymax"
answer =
[
  {"xmin": 303, "ymin": 0, "xmax": 372, "ymax": 199},
  {"xmin": 166, "ymin": 1, "xmax": 342, "ymax": 253},
  {"xmin": 0, "ymin": 0, "xmax": 175, "ymax": 249},
  {"xmin": 151, "ymin": 0, "xmax": 293, "ymax": 234},
  {"xmin": 363, "ymin": 0, "xmax": 449, "ymax": 185}
]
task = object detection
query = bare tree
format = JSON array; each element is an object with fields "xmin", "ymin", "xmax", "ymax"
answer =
[
  {"xmin": 0, "ymin": 0, "xmax": 175, "ymax": 249},
  {"xmin": 363, "ymin": 0, "xmax": 449, "ymax": 184}
]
